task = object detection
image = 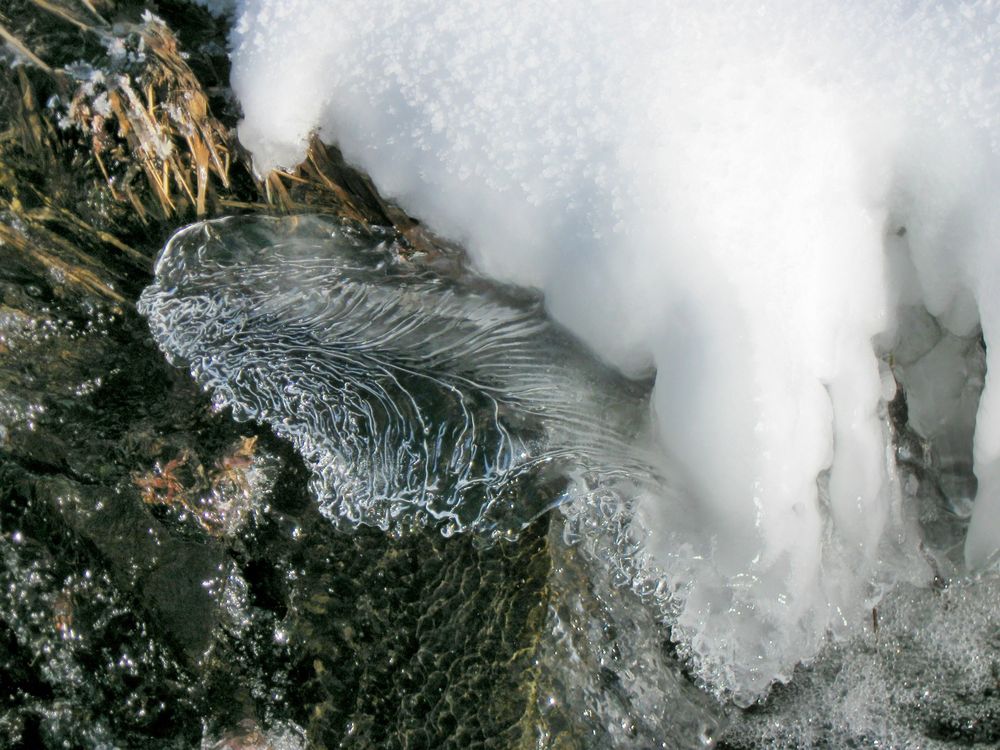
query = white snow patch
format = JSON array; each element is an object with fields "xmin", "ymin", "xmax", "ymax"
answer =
[{"xmin": 221, "ymin": 0, "xmax": 1000, "ymax": 702}]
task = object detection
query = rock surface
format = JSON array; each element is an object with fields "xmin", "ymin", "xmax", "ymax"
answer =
[{"xmin": 0, "ymin": 3, "xmax": 552, "ymax": 746}]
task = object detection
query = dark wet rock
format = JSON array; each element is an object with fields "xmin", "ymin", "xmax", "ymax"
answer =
[
  {"xmin": 0, "ymin": 231, "xmax": 554, "ymax": 750},
  {"xmin": 0, "ymin": 9, "xmax": 556, "ymax": 748},
  {"xmin": 266, "ymin": 509, "xmax": 550, "ymax": 749},
  {"xmin": 0, "ymin": 470, "xmax": 205, "ymax": 747},
  {"xmin": 0, "ymin": 465, "xmax": 228, "ymax": 658},
  {"xmin": 0, "ymin": 207, "xmax": 554, "ymax": 750}
]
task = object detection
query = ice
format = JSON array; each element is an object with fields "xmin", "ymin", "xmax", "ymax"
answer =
[
  {"xmin": 724, "ymin": 576, "xmax": 1000, "ymax": 747},
  {"xmin": 215, "ymin": 0, "xmax": 1000, "ymax": 700},
  {"xmin": 894, "ymin": 328, "xmax": 984, "ymax": 470},
  {"xmin": 138, "ymin": 215, "xmax": 660, "ymax": 538}
]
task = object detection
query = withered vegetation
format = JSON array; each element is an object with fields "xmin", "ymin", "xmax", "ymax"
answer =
[{"xmin": 0, "ymin": 0, "xmax": 435, "ymax": 306}]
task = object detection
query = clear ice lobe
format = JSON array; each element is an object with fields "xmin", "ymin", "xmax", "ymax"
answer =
[{"xmin": 138, "ymin": 215, "xmax": 656, "ymax": 537}]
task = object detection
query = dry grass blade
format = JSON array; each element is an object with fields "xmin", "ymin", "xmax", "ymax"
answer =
[
  {"xmin": 6, "ymin": 1, "xmax": 437, "ymax": 261},
  {"xmin": 264, "ymin": 137, "xmax": 395, "ymax": 226},
  {"xmin": 0, "ymin": 223, "xmax": 125, "ymax": 304},
  {"xmin": 77, "ymin": 0, "xmax": 109, "ymax": 25},
  {"xmin": 28, "ymin": 0, "xmax": 96, "ymax": 32},
  {"xmin": 141, "ymin": 21, "xmax": 231, "ymax": 185},
  {"xmin": 28, "ymin": 204, "xmax": 147, "ymax": 267},
  {"xmin": 15, "ymin": 67, "xmax": 56, "ymax": 159},
  {"xmin": 54, "ymin": 15, "xmax": 235, "ymax": 221},
  {"xmin": 1, "ymin": 67, "xmax": 153, "ymax": 290},
  {"xmin": 264, "ymin": 170, "xmax": 295, "ymax": 210},
  {"xmin": 0, "ymin": 20, "xmax": 56, "ymax": 75},
  {"xmin": 261, "ymin": 137, "xmax": 451, "ymax": 254}
]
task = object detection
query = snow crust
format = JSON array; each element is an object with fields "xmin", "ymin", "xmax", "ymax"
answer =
[{"xmin": 222, "ymin": 0, "xmax": 1000, "ymax": 701}]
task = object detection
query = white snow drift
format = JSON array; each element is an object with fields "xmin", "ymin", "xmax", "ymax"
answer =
[{"xmin": 216, "ymin": 0, "xmax": 1000, "ymax": 701}]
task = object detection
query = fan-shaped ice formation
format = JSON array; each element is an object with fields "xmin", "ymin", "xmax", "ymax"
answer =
[{"xmin": 138, "ymin": 215, "xmax": 658, "ymax": 536}]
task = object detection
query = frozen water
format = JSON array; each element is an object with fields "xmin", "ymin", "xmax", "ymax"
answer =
[
  {"xmin": 138, "ymin": 215, "xmax": 659, "ymax": 538},
  {"xmin": 206, "ymin": 0, "xmax": 1000, "ymax": 702},
  {"xmin": 724, "ymin": 576, "xmax": 1000, "ymax": 748},
  {"xmin": 140, "ymin": 210, "xmax": 998, "ymax": 731}
]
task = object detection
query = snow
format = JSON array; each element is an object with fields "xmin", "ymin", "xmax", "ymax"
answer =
[{"xmin": 219, "ymin": 0, "xmax": 1000, "ymax": 701}]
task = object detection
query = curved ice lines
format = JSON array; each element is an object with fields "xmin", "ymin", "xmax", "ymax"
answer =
[{"xmin": 138, "ymin": 214, "xmax": 657, "ymax": 536}]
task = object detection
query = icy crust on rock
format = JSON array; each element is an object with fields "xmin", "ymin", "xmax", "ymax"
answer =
[
  {"xmin": 138, "ymin": 215, "xmax": 659, "ymax": 537},
  {"xmin": 221, "ymin": 0, "xmax": 1000, "ymax": 701},
  {"xmin": 724, "ymin": 574, "xmax": 1000, "ymax": 748}
]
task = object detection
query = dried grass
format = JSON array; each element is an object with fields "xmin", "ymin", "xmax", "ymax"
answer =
[
  {"xmin": 0, "ymin": 0, "xmax": 447, "ymax": 293},
  {"xmin": 0, "ymin": 67, "xmax": 130, "ymax": 304},
  {"xmin": 0, "ymin": 20, "xmax": 56, "ymax": 75},
  {"xmin": 59, "ymin": 14, "xmax": 234, "ymax": 221}
]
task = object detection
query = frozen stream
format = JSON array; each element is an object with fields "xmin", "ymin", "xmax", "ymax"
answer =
[
  {"xmin": 201, "ymin": 0, "xmax": 1000, "ymax": 707},
  {"xmin": 0, "ymin": 0, "xmax": 997, "ymax": 743},
  {"xmin": 140, "ymin": 214, "xmax": 999, "ymax": 747}
]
